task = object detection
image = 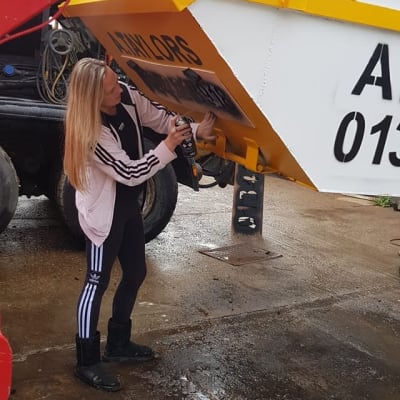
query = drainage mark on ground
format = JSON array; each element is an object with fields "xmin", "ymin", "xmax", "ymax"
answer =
[{"xmin": 199, "ymin": 243, "xmax": 282, "ymax": 266}]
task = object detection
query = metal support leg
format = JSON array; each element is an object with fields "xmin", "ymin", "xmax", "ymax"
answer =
[{"xmin": 231, "ymin": 164, "xmax": 264, "ymax": 236}]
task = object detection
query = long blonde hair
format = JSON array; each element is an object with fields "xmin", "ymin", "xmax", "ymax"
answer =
[{"xmin": 64, "ymin": 58, "xmax": 106, "ymax": 191}]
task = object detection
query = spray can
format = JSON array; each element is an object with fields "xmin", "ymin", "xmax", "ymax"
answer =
[{"xmin": 175, "ymin": 116, "xmax": 197, "ymax": 158}]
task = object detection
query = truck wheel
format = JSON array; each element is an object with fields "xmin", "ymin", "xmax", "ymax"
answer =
[
  {"xmin": 56, "ymin": 137, "xmax": 178, "ymax": 244},
  {"xmin": 0, "ymin": 147, "xmax": 19, "ymax": 234},
  {"xmin": 142, "ymin": 137, "xmax": 178, "ymax": 242},
  {"xmin": 56, "ymin": 172, "xmax": 84, "ymax": 245}
]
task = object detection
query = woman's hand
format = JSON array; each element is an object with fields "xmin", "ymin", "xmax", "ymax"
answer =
[
  {"xmin": 196, "ymin": 111, "xmax": 217, "ymax": 142},
  {"xmin": 164, "ymin": 115, "xmax": 193, "ymax": 152}
]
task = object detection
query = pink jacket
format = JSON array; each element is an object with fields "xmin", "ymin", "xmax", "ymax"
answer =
[{"xmin": 76, "ymin": 83, "xmax": 197, "ymax": 246}]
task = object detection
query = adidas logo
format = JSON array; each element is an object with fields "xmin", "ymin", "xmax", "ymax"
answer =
[{"xmin": 89, "ymin": 273, "xmax": 100, "ymax": 285}]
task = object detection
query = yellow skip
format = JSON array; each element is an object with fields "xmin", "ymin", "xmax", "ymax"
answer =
[
  {"xmin": 249, "ymin": 0, "xmax": 400, "ymax": 33},
  {"xmin": 63, "ymin": 0, "xmax": 195, "ymax": 17},
  {"xmin": 62, "ymin": 0, "xmax": 400, "ymax": 195}
]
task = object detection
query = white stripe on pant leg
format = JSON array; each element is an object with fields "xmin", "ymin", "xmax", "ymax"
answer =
[
  {"xmin": 77, "ymin": 244, "xmax": 104, "ymax": 337},
  {"xmin": 92, "ymin": 243, "xmax": 97, "ymax": 272},
  {"xmin": 79, "ymin": 243, "xmax": 99, "ymax": 337},
  {"xmin": 78, "ymin": 283, "xmax": 90, "ymax": 338},
  {"xmin": 85, "ymin": 245, "xmax": 103, "ymax": 336},
  {"xmin": 81, "ymin": 242, "xmax": 100, "ymax": 336},
  {"xmin": 78, "ymin": 283, "xmax": 95, "ymax": 338},
  {"xmin": 92, "ymin": 243, "xmax": 104, "ymax": 273},
  {"xmin": 98, "ymin": 245, "xmax": 103, "ymax": 273},
  {"xmin": 85, "ymin": 286, "xmax": 96, "ymax": 338},
  {"xmin": 91, "ymin": 243, "xmax": 95, "ymax": 272}
]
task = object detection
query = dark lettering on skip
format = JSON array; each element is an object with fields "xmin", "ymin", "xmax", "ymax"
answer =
[
  {"xmin": 126, "ymin": 61, "xmax": 242, "ymax": 118},
  {"xmin": 333, "ymin": 43, "xmax": 400, "ymax": 166},
  {"xmin": 107, "ymin": 31, "xmax": 202, "ymax": 65}
]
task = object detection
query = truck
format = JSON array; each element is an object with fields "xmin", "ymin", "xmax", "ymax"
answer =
[
  {"xmin": 0, "ymin": 0, "xmax": 236, "ymax": 245},
  {"xmin": 1, "ymin": 0, "xmax": 400, "ymax": 245},
  {"xmin": 2, "ymin": 2, "xmax": 400, "ymax": 397}
]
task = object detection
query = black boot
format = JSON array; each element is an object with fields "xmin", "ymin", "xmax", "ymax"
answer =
[
  {"xmin": 103, "ymin": 318, "xmax": 155, "ymax": 363},
  {"xmin": 75, "ymin": 331, "xmax": 121, "ymax": 392}
]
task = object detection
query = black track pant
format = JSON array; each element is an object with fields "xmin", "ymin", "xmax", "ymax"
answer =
[{"xmin": 76, "ymin": 196, "xmax": 146, "ymax": 339}]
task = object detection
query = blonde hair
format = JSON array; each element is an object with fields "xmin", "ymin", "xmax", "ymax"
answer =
[{"xmin": 64, "ymin": 58, "xmax": 106, "ymax": 191}]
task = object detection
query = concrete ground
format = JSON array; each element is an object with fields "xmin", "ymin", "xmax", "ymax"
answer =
[{"xmin": 1, "ymin": 174, "xmax": 400, "ymax": 399}]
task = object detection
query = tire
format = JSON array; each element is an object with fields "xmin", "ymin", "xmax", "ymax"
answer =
[
  {"xmin": 56, "ymin": 137, "xmax": 178, "ymax": 244},
  {"xmin": 142, "ymin": 137, "xmax": 178, "ymax": 242},
  {"xmin": 0, "ymin": 147, "xmax": 19, "ymax": 234},
  {"xmin": 56, "ymin": 171, "xmax": 84, "ymax": 245}
]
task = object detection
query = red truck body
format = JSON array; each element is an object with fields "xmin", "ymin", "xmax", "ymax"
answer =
[
  {"xmin": 0, "ymin": 0, "xmax": 60, "ymax": 39},
  {"xmin": 0, "ymin": 317, "xmax": 12, "ymax": 400}
]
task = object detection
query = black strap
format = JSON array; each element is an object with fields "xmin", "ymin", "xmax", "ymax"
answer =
[
  {"xmin": 118, "ymin": 83, "xmax": 148, "ymax": 210},
  {"xmin": 120, "ymin": 84, "xmax": 132, "ymax": 105}
]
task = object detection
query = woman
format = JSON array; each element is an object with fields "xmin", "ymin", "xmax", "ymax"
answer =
[{"xmin": 64, "ymin": 57, "xmax": 216, "ymax": 392}]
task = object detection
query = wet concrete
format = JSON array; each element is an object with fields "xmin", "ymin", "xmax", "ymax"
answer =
[{"xmin": 1, "ymin": 174, "xmax": 400, "ymax": 399}]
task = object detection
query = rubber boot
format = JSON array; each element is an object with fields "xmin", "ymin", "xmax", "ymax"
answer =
[
  {"xmin": 103, "ymin": 318, "xmax": 155, "ymax": 363},
  {"xmin": 75, "ymin": 331, "xmax": 121, "ymax": 392}
]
